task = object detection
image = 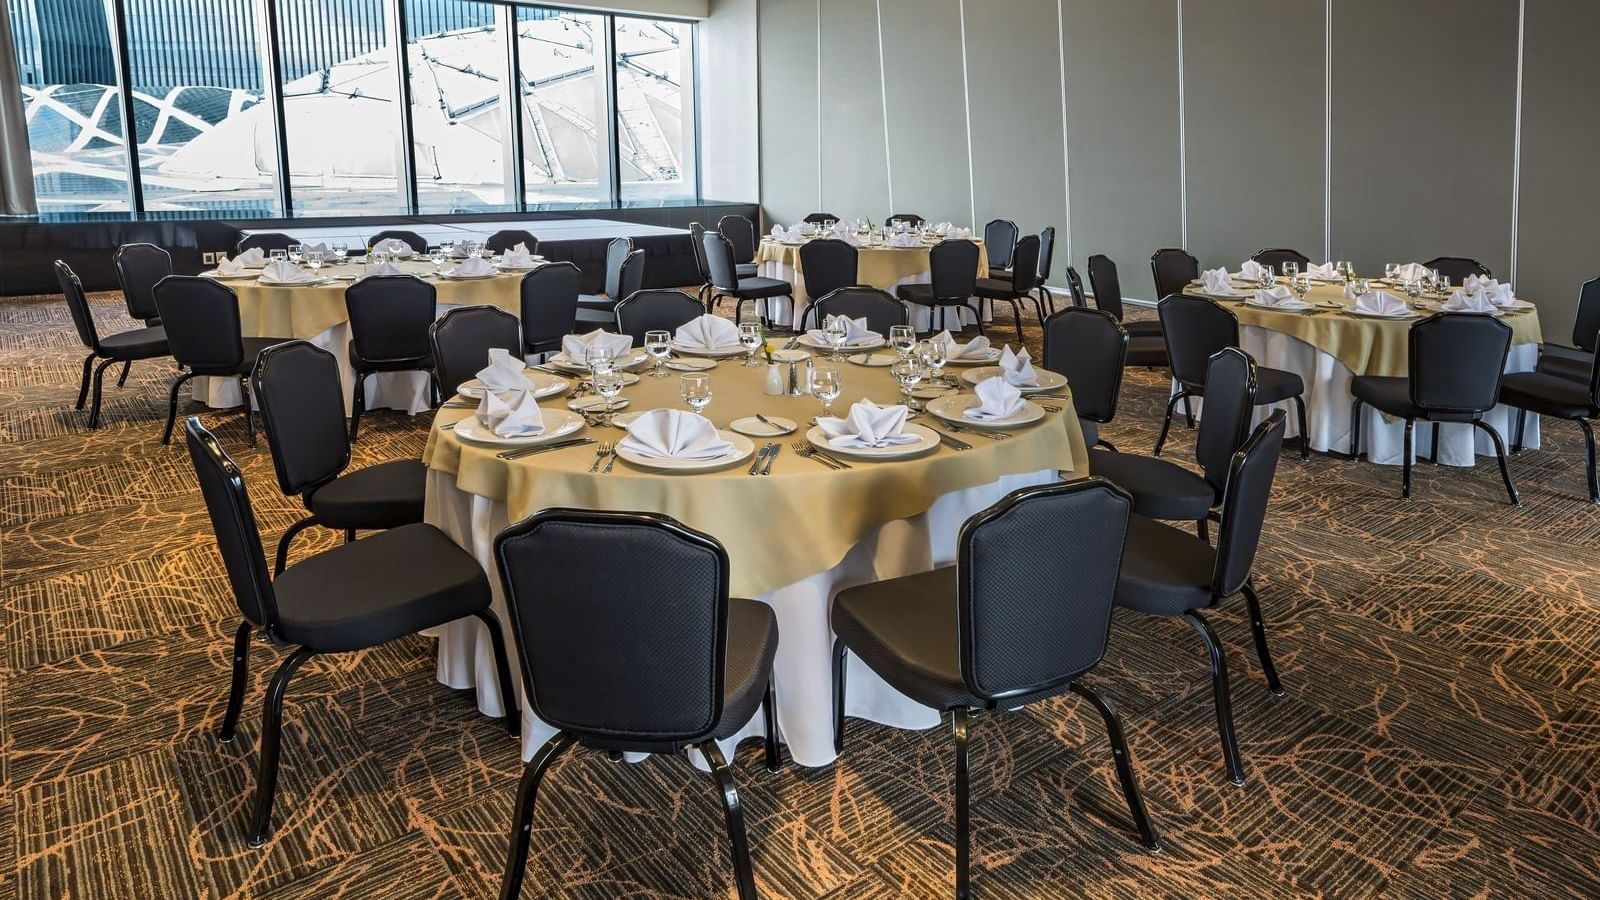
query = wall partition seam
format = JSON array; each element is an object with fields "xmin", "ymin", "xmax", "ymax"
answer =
[
  {"xmin": 1509, "ymin": 0, "xmax": 1526, "ymax": 285},
  {"xmin": 1055, "ymin": 0, "xmax": 1071, "ymax": 268},
  {"xmin": 875, "ymin": 0, "xmax": 892, "ymax": 214},
  {"xmin": 957, "ymin": 0, "xmax": 973, "ymax": 225},
  {"xmin": 1324, "ymin": 0, "xmax": 1332, "ymax": 262},
  {"xmin": 257, "ymin": 0, "xmax": 292, "ymax": 214},
  {"xmin": 1174, "ymin": 0, "xmax": 1186, "ymax": 249},
  {"xmin": 814, "ymin": 0, "xmax": 820, "ymax": 212},
  {"xmin": 101, "ymin": 0, "xmax": 142, "ymax": 210}
]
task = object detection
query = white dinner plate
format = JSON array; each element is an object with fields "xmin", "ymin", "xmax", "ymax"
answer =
[
  {"xmin": 731, "ymin": 415, "xmax": 797, "ymax": 437},
  {"xmin": 257, "ymin": 277, "xmax": 336, "ymax": 287},
  {"xmin": 440, "ymin": 270, "xmax": 498, "ymax": 280},
  {"xmin": 494, "ymin": 262, "xmax": 539, "ymax": 272},
  {"xmin": 670, "ymin": 341, "xmax": 747, "ymax": 358},
  {"xmin": 452, "ymin": 409, "xmax": 585, "ymax": 447},
  {"xmin": 665, "ymin": 357, "xmax": 718, "ymax": 371},
  {"xmin": 205, "ymin": 271, "xmax": 257, "ymax": 281},
  {"xmin": 960, "ymin": 367, "xmax": 1067, "ymax": 393},
  {"xmin": 926, "ymin": 393, "xmax": 1046, "ymax": 429},
  {"xmin": 943, "ymin": 348, "xmax": 1003, "ymax": 366},
  {"xmin": 547, "ymin": 348, "xmax": 650, "ymax": 372},
  {"xmin": 455, "ymin": 371, "xmax": 568, "ymax": 400},
  {"xmin": 569, "ymin": 395, "xmax": 629, "ymax": 413},
  {"xmin": 845, "ymin": 351, "xmax": 897, "ymax": 367},
  {"xmin": 610, "ymin": 410, "xmax": 649, "ymax": 428},
  {"xmin": 1345, "ymin": 308, "xmax": 1419, "ymax": 320},
  {"xmin": 1243, "ymin": 299, "xmax": 1313, "ymax": 312},
  {"xmin": 770, "ymin": 348, "xmax": 811, "ymax": 363},
  {"xmin": 804, "ymin": 424, "xmax": 940, "ymax": 460},
  {"xmin": 614, "ymin": 430, "xmax": 755, "ymax": 472},
  {"xmin": 796, "ymin": 333, "xmax": 888, "ymax": 352}
]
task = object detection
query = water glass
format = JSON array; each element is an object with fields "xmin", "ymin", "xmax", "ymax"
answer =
[
  {"xmin": 593, "ymin": 369, "xmax": 624, "ymax": 418},
  {"xmin": 680, "ymin": 372, "xmax": 712, "ymax": 414},
  {"xmin": 891, "ymin": 357, "xmax": 924, "ymax": 410},
  {"xmin": 1292, "ymin": 273, "xmax": 1312, "ymax": 301},
  {"xmin": 269, "ymin": 249, "xmax": 287, "ymax": 263},
  {"xmin": 739, "ymin": 322, "xmax": 763, "ymax": 367},
  {"xmin": 429, "ymin": 245, "xmax": 445, "ymax": 271},
  {"xmin": 1384, "ymin": 263, "xmax": 1398, "ymax": 282},
  {"xmin": 440, "ymin": 240, "xmax": 456, "ymax": 258},
  {"xmin": 1258, "ymin": 265, "xmax": 1276, "ymax": 289},
  {"xmin": 889, "ymin": 325, "xmax": 916, "ymax": 358},
  {"xmin": 1404, "ymin": 277, "xmax": 1424, "ymax": 305},
  {"xmin": 1282, "ymin": 261, "xmax": 1299, "ymax": 280},
  {"xmin": 812, "ymin": 366, "xmax": 842, "ymax": 416},
  {"xmin": 288, "ymin": 243, "xmax": 303, "ymax": 265},
  {"xmin": 1430, "ymin": 269, "xmax": 1448, "ymax": 293},
  {"xmin": 585, "ymin": 345, "xmax": 615, "ymax": 375},
  {"xmin": 1354, "ymin": 277, "xmax": 1372, "ymax": 297},
  {"xmin": 919, "ymin": 339, "xmax": 949, "ymax": 386},
  {"xmin": 824, "ymin": 316, "xmax": 849, "ymax": 360},
  {"xmin": 645, "ymin": 330, "xmax": 671, "ymax": 377},
  {"xmin": 332, "ymin": 241, "xmax": 348, "ymax": 264},
  {"xmin": 305, "ymin": 249, "xmax": 324, "ymax": 276}
]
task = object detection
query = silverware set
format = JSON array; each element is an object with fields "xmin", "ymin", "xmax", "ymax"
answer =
[
  {"xmin": 931, "ymin": 430, "xmax": 972, "ymax": 451},
  {"xmin": 589, "ymin": 441, "xmax": 615, "ymax": 472},
  {"xmin": 942, "ymin": 421, "xmax": 1009, "ymax": 440},
  {"xmin": 748, "ymin": 442, "xmax": 781, "ymax": 475},
  {"xmin": 496, "ymin": 437, "xmax": 595, "ymax": 460},
  {"xmin": 792, "ymin": 441, "xmax": 852, "ymax": 469}
]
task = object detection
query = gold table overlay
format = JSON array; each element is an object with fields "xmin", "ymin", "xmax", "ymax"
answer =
[
  {"xmin": 756, "ymin": 238, "xmax": 992, "ymax": 296},
  {"xmin": 424, "ymin": 359, "xmax": 1087, "ymax": 598}
]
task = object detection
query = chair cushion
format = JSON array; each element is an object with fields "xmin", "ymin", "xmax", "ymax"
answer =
[
  {"xmin": 273, "ymin": 523, "xmax": 490, "ymax": 652},
  {"xmin": 307, "ymin": 459, "xmax": 427, "ymax": 530},
  {"xmin": 99, "ymin": 325, "xmax": 169, "ymax": 360},
  {"xmin": 577, "ymin": 293, "xmax": 618, "ymax": 311},
  {"xmin": 1115, "ymin": 514, "xmax": 1217, "ymax": 617},
  {"xmin": 347, "ymin": 341, "xmax": 432, "ymax": 374},
  {"xmin": 988, "ymin": 266, "xmax": 1012, "ymax": 280},
  {"xmin": 1089, "ymin": 449, "xmax": 1216, "ymax": 521},
  {"xmin": 1351, "ymin": 375, "xmax": 1421, "ymax": 419},
  {"xmin": 192, "ymin": 336, "xmax": 291, "ymax": 376},
  {"xmin": 1500, "ymin": 371, "xmax": 1600, "ymax": 420},
  {"xmin": 833, "ymin": 568, "xmax": 979, "ymax": 710},
  {"xmin": 1126, "ymin": 319, "xmax": 1163, "ymax": 339},
  {"xmin": 713, "ymin": 599, "xmax": 780, "ymax": 740},
  {"xmin": 1254, "ymin": 366, "xmax": 1305, "ymax": 404},
  {"xmin": 1537, "ymin": 346, "xmax": 1594, "ymax": 383},
  {"xmin": 1126, "ymin": 335, "xmax": 1168, "ymax": 367},
  {"xmin": 736, "ymin": 262, "xmax": 759, "ymax": 278},
  {"xmin": 733, "ymin": 277, "xmax": 792, "ymax": 299},
  {"xmin": 896, "ymin": 283, "xmax": 936, "ymax": 304},
  {"xmin": 974, "ymin": 277, "xmax": 1022, "ymax": 299}
]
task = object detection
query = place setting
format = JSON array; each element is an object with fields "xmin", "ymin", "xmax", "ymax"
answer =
[
  {"xmin": 547, "ymin": 329, "xmax": 652, "ymax": 373},
  {"xmin": 445, "ymin": 350, "xmax": 588, "ymax": 455},
  {"xmin": 454, "ymin": 347, "xmax": 570, "ymax": 400},
  {"xmin": 798, "ymin": 313, "xmax": 888, "ymax": 360},
  {"xmin": 959, "ymin": 345, "xmax": 1067, "ymax": 394}
]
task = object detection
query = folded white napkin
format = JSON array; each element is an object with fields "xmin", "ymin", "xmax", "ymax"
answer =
[
  {"xmin": 1442, "ymin": 286, "xmax": 1498, "ymax": 314},
  {"xmin": 817, "ymin": 400, "xmax": 920, "ymax": 450},
  {"xmin": 475, "ymin": 348, "xmax": 529, "ymax": 393},
  {"xmin": 561, "ymin": 329, "xmax": 634, "ymax": 362},
  {"xmin": 300, "ymin": 241, "xmax": 328, "ymax": 255},
  {"xmin": 258, "ymin": 259, "xmax": 318, "ymax": 285},
  {"xmin": 233, "ymin": 247, "xmax": 266, "ymax": 267},
  {"xmin": 1395, "ymin": 262, "xmax": 1433, "ymax": 283},
  {"xmin": 770, "ymin": 224, "xmax": 785, "ymax": 239},
  {"xmin": 997, "ymin": 345, "xmax": 1039, "ymax": 387},
  {"xmin": 448, "ymin": 256, "xmax": 494, "ymax": 278},
  {"xmin": 931, "ymin": 330, "xmax": 991, "ymax": 360},
  {"xmin": 674, "ymin": 314, "xmax": 741, "ymax": 351},
  {"xmin": 619, "ymin": 408, "xmax": 734, "ymax": 460},
  {"xmin": 1354, "ymin": 291, "xmax": 1412, "ymax": 317},
  {"xmin": 1464, "ymin": 275, "xmax": 1516, "ymax": 307},
  {"xmin": 807, "ymin": 315, "xmax": 877, "ymax": 348},
  {"xmin": 475, "ymin": 387, "xmax": 546, "ymax": 438},
  {"xmin": 1201, "ymin": 268, "xmax": 1237, "ymax": 295},
  {"xmin": 215, "ymin": 255, "xmax": 251, "ymax": 276},
  {"xmin": 360, "ymin": 261, "xmax": 406, "ymax": 278},
  {"xmin": 964, "ymin": 376, "xmax": 1027, "ymax": 421},
  {"xmin": 500, "ymin": 242, "xmax": 535, "ymax": 267},
  {"xmin": 376, "ymin": 238, "xmax": 415, "ymax": 259},
  {"xmin": 1250, "ymin": 285, "xmax": 1306, "ymax": 308},
  {"xmin": 449, "ymin": 244, "xmax": 473, "ymax": 259},
  {"xmin": 888, "ymin": 233, "xmax": 922, "ymax": 248},
  {"xmin": 946, "ymin": 226, "xmax": 972, "ymax": 240},
  {"xmin": 935, "ymin": 222, "xmax": 953, "ymax": 235},
  {"xmin": 1306, "ymin": 261, "xmax": 1341, "ymax": 280},
  {"xmin": 1238, "ymin": 260, "xmax": 1270, "ymax": 281}
]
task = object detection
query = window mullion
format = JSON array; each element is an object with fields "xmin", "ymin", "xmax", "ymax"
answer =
[{"xmin": 101, "ymin": 0, "xmax": 142, "ymax": 211}]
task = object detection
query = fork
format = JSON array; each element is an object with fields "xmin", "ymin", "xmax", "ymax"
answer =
[
  {"xmin": 792, "ymin": 441, "xmax": 843, "ymax": 469},
  {"xmin": 588, "ymin": 441, "xmax": 614, "ymax": 472},
  {"xmin": 945, "ymin": 422, "xmax": 1009, "ymax": 441}
]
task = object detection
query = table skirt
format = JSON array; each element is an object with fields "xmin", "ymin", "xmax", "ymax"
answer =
[{"xmin": 424, "ymin": 466, "xmax": 1059, "ymax": 768}]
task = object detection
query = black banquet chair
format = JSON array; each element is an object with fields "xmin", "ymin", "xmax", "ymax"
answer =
[
  {"xmin": 983, "ymin": 218, "xmax": 1018, "ymax": 277},
  {"xmin": 885, "ymin": 213, "xmax": 924, "ymax": 229},
  {"xmin": 1503, "ymin": 345, "xmax": 1600, "ymax": 503},
  {"xmin": 1350, "ymin": 313, "xmax": 1519, "ymax": 505},
  {"xmin": 1537, "ymin": 275, "xmax": 1600, "ymax": 383},
  {"xmin": 184, "ymin": 418, "xmax": 514, "ymax": 848},
  {"xmin": 113, "ymin": 242, "xmax": 170, "ymax": 325},
  {"xmin": 795, "ymin": 238, "xmax": 859, "ymax": 330},
  {"xmin": 1042, "ymin": 307, "xmax": 1126, "ymax": 450},
  {"xmin": 1029, "ymin": 224, "xmax": 1059, "ymax": 321},
  {"xmin": 814, "ymin": 286, "xmax": 909, "ymax": 336},
  {"xmin": 1088, "ymin": 254, "xmax": 1166, "ymax": 368},
  {"xmin": 1424, "ymin": 256, "xmax": 1492, "ymax": 286},
  {"xmin": 154, "ymin": 275, "xmax": 288, "ymax": 446},
  {"xmin": 1116, "ymin": 412, "xmax": 1288, "ymax": 785},
  {"xmin": 973, "ymin": 232, "xmax": 1039, "ymax": 343},
  {"xmin": 832, "ymin": 480, "xmax": 1161, "ymax": 897},
  {"xmin": 1064, "ymin": 264, "xmax": 1088, "ymax": 308},
  {"xmin": 57, "ymin": 260, "xmax": 169, "ymax": 429},
  {"xmin": 1250, "ymin": 248, "xmax": 1312, "ymax": 273},
  {"xmin": 802, "ymin": 212, "xmax": 839, "ymax": 225},
  {"xmin": 689, "ymin": 221, "xmax": 713, "ymax": 305},
  {"xmin": 615, "ymin": 290, "xmax": 705, "ymax": 345},
  {"xmin": 576, "ymin": 237, "xmax": 644, "ymax": 327},
  {"xmin": 716, "ymin": 214, "xmax": 760, "ymax": 278},
  {"xmin": 1150, "ymin": 248, "xmax": 1200, "ymax": 302},
  {"xmin": 897, "ymin": 239, "xmax": 979, "ymax": 334},
  {"xmin": 237, "ymin": 232, "xmax": 294, "ymax": 256},
  {"xmin": 344, "ymin": 274, "xmax": 438, "ymax": 440},
  {"xmin": 494, "ymin": 508, "xmax": 779, "ymax": 900},
  {"xmin": 366, "ymin": 229, "xmax": 429, "ymax": 255},
  {"xmin": 519, "ymin": 262, "xmax": 581, "ymax": 357},
  {"xmin": 431, "ymin": 305, "xmax": 522, "ymax": 400},
  {"xmin": 705, "ymin": 232, "xmax": 793, "ymax": 327},
  {"xmin": 254, "ymin": 340, "xmax": 429, "ymax": 573},
  {"xmin": 486, "ymin": 229, "xmax": 538, "ymax": 255}
]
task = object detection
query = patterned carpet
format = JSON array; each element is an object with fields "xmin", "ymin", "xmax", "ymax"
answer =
[{"xmin": 2, "ymin": 292, "xmax": 1599, "ymax": 899}]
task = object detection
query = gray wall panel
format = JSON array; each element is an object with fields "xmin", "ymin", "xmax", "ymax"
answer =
[
  {"xmin": 1329, "ymin": 0, "xmax": 1518, "ymax": 278},
  {"xmin": 1182, "ymin": 0, "xmax": 1325, "ymax": 271},
  {"xmin": 877, "ymin": 0, "xmax": 972, "ymax": 227},
  {"xmin": 1063, "ymin": 0, "xmax": 1183, "ymax": 301},
  {"xmin": 817, "ymin": 0, "xmax": 890, "ymax": 222},
  {"xmin": 757, "ymin": 0, "xmax": 820, "ymax": 225}
]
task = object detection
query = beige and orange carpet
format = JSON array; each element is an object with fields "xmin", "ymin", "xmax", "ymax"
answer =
[{"xmin": 2, "ymin": 293, "xmax": 1598, "ymax": 898}]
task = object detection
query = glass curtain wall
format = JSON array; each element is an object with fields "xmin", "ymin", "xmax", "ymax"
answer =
[
  {"xmin": 518, "ymin": 6, "xmax": 605, "ymax": 206},
  {"xmin": 613, "ymin": 14, "xmax": 694, "ymax": 202}
]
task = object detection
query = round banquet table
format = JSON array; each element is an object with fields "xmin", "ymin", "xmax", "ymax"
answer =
[
  {"xmin": 421, "ymin": 356, "xmax": 1088, "ymax": 767},
  {"xmin": 193, "ymin": 257, "xmax": 535, "ymax": 414},
  {"xmin": 755, "ymin": 237, "xmax": 992, "ymax": 332},
  {"xmin": 1183, "ymin": 277, "xmax": 1544, "ymax": 466}
]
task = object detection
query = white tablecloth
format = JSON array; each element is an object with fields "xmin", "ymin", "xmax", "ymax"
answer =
[{"xmin": 424, "ymin": 466, "xmax": 1058, "ymax": 768}]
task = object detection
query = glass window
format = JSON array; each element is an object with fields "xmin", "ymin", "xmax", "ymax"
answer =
[
  {"xmin": 613, "ymin": 15, "xmax": 695, "ymax": 203},
  {"xmin": 517, "ymin": 7, "xmax": 606, "ymax": 206},
  {"xmin": 406, "ymin": 0, "xmax": 505, "ymax": 213},
  {"xmin": 6, "ymin": 0, "xmax": 130, "ymax": 211}
]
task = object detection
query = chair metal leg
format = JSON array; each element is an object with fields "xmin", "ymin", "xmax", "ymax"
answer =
[
  {"xmin": 248, "ymin": 646, "xmax": 314, "ymax": 847},
  {"xmin": 161, "ymin": 372, "xmax": 194, "ymax": 445},
  {"xmin": 1429, "ymin": 422, "xmax": 1441, "ymax": 464},
  {"xmin": 348, "ymin": 373, "xmax": 365, "ymax": 441},
  {"xmin": 1069, "ymin": 681, "xmax": 1161, "ymax": 851},
  {"xmin": 953, "ymin": 707, "xmax": 972, "ymax": 900},
  {"xmin": 701, "ymin": 741, "xmax": 758, "ymax": 900},
  {"xmin": 75, "ymin": 353, "xmax": 95, "ymax": 409},
  {"xmin": 1349, "ymin": 398, "xmax": 1364, "ymax": 460},
  {"xmin": 1095, "ymin": 438, "xmax": 1118, "ymax": 452},
  {"xmin": 1184, "ymin": 610, "xmax": 1245, "ymax": 785},
  {"xmin": 1472, "ymin": 419, "xmax": 1521, "ymax": 506},
  {"xmin": 1513, "ymin": 408, "xmax": 1528, "ymax": 454},
  {"xmin": 1196, "ymin": 518, "xmax": 1209, "ymax": 542},
  {"xmin": 1578, "ymin": 418, "xmax": 1599, "ymax": 503},
  {"xmin": 1401, "ymin": 418, "xmax": 1415, "ymax": 500},
  {"xmin": 88, "ymin": 358, "xmax": 117, "ymax": 428},
  {"xmin": 1240, "ymin": 581, "xmax": 1284, "ymax": 695},
  {"xmin": 472, "ymin": 610, "xmax": 520, "ymax": 737},
  {"xmin": 1153, "ymin": 392, "xmax": 1186, "ymax": 457},
  {"xmin": 1182, "ymin": 393, "xmax": 1195, "ymax": 428},
  {"xmin": 498, "ymin": 732, "xmax": 576, "ymax": 900},
  {"xmin": 218, "ymin": 620, "xmax": 252, "ymax": 743},
  {"xmin": 1294, "ymin": 395, "xmax": 1310, "ymax": 460},
  {"xmin": 117, "ymin": 359, "xmax": 131, "ymax": 387},
  {"xmin": 273, "ymin": 515, "xmax": 318, "ymax": 576},
  {"xmin": 762, "ymin": 673, "xmax": 781, "ymax": 772},
  {"xmin": 239, "ymin": 376, "xmax": 256, "ymax": 447},
  {"xmin": 832, "ymin": 639, "xmax": 847, "ymax": 755},
  {"xmin": 344, "ymin": 528, "xmax": 355, "ymax": 543}
]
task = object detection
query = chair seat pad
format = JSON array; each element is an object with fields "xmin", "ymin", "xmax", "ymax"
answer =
[
  {"xmin": 348, "ymin": 342, "xmax": 432, "ymax": 373},
  {"xmin": 896, "ymin": 283, "xmax": 966, "ymax": 307},
  {"xmin": 1536, "ymin": 347, "xmax": 1594, "ymax": 384},
  {"xmin": 1500, "ymin": 371, "xmax": 1599, "ymax": 419},
  {"xmin": 1115, "ymin": 514, "xmax": 1217, "ymax": 617},
  {"xmin": 1255, "ymin": 366, "xmax": 1305, "ymax": 404},
  {"xmin": 190, "ymin": 336, "xmax": 291, "ymax": 376},
  {"xmin": 1126, "ymin": 319, "xmax": 1163, "ymax": 338},
  {"xmin": 1351, "ymin": 375, "xmax": 1420, "ymax": 419},
  {"xmin": 736, "ymin": 262, "xmax": 759, "ymax": 278},
  {"xmin": 1089, "ymin": 449, "xmax": 1215, "ymax": 521},
  {"xmin": 274, "ymin": 523, "xmax": 490, "ymax": 652},
  {"xmin": 974, "ymin": 277, "xmax": 1023, "ymax": 299},
  {"xmin": 714, "ymin": 599, "xmax": 781, "ymax": 740},
  {"xmin": 1126, "ymin": 335, "xmax": 1168, "ymax": 367},
  {"xmin": 307, "ymin": 459, "xmax": 427, "ymax": 530},
  {"xmin": 833, "ymin": 568, "xmax": 981, "ymax": 710},
  {"xmin": 733, "ymin": 277, "xmax": 792, "ymax": 299},
  {"xmin": 100, "ymin": 325, "xmax": 169, "ymax": 359},
  {"xmin": 988, "ymin": 266, "xmax": 1012, "ymax": 280},
  {"xmin": 576, "ymin": 293, "xmax": 618, "ymax": 311}
]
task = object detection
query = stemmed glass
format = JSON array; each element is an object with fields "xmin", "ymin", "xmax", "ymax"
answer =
[
  {"xmin": 739, "ymin": 322, "xmax": 763, "ymax": 368},
  {"xmin": 332, "ymin": 242, "xmax": 348, "ymax": 265},
  {"xmin": 440, "ymin": 239, "xmax": 456, "ymax": 259},
  {"xmin": 645, "ymin": 330, "xmax": 671, "ymax": 377},
  {"xmin": 1292, "ymin": 273, "xmax": 1312, "ymax": 303},
  {"xmin": 892, "ymin": 357, "xmax": 925, "ymax": 411},
  {"xmin": 1384, "ymin": 263, "xmax": 1399, "ymax": 283},
  {"xmin": 680, "ymin": 372, "xmax": 712, "ymax": 414},
  {"xmin": 812, "ymin": 366, "xmax": 842, "ymax": 417},
  {"xmin": 305, "ymin": 249, "xmax": 324, "ymax": 279},
  {"xmin": 288, "ymin": 243, "xmax": 303, "ymax": 265},
  {"xmin": 429, "ymin": 245, "xmax": 446, "ymax": 273},
  {"xmin": 824, "ymin": 316, "xmax": 849, "ymax": 361},
  {"xmin": 1430, "ymin": 269, "xmax": 1448, "ymax": 295},
  {"xmin": 585, "ymin": 346, "xmax": 615, "ymax": 396},
  {"xmin": 919, "ymin": 339, "xmax": 949, "ymax": 388},
  {"xmin": 1337, "ymin": 260, "xmax": 1354, "ymax": 282},
  {"xmin": 592, "ymin": 368, "xmax": 624, "ymax": 423},
  {"xmin": 889, "ymin": 324, "xmax": 916, "ymax": 359},
  {"xmin": 1257, "ymin": 264, "xmax": 1276, "ymax": 289},
  {"xmin": 1282, "ymin": 261, "xmax": 1299, "ymax": 281},
  {"xmin": 269, "ymin": 248, "xmax": 287, "ymax": 264},
  {"xmin": 1404, "ymin": 276, "xmax": 1425, "ymax": 307}
]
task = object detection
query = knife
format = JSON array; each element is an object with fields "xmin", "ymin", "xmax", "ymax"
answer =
[
  {"xmin": 934, "ymin": 430, "xmax": 972, "ymax": 451},
  {"xmin": 497, "ymin": 437, "xmax": 595, "ymax": 460},
  {"xmin": 748, "ymin": 443, "xmax": 773, "ymax": 475},
  {"xmin": 761, "ymin": 443, "xmax": 780, "ymax": 475}
]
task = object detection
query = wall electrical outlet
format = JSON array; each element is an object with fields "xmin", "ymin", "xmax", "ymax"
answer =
[{"xmin": 202, "ymin": 252, "xmax": 217, "ymax": 264}]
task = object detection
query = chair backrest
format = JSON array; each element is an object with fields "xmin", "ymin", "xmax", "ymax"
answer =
[
  {"xmin": 1008, "ymin": 234, "xmax": 1041, "ymax": 291},
  {"xmin": 1065, "ymin": 265, "xmax": 1087, "ymax": 308},
  {"xmin": 1158, "ymin": 294, "xmax": 1239, "ymax": 389},
  {"xmin": 614, "ymin": 290, "xmax": 704, "ymax": 344},
  {"xmin": 495, "ymin": 508, "xmax": 731, "ymax": 751},
  {"xmin": 486, "ymin": 229, "xmax": 538, "ymax": 255},
  {"xmin": 113, "ymin": 242, "xmax": 171, "ymax": 322},
  {"xmin": 185, "ymin": 417, "xmax": 278, "ymax": 629},
  {"xmin": 803, "ymin": 212, "xmax": 838, "ymax": 225},
  {"xmin": 958, "ymin": 479, "xmax": 1131, "ymax": 703},
  {"xmin": 602, "ymin": 236, "xmax": 634, "ymax": 298},
  {"xmin": 1250, "ymin": 248, "xmax": 1311, "ymax": 273},
  {"xmin": 1036, "ymin": 225, "xmax": 1057, "ymax": 286},
  {"xmin": 431, "ymin": 306, "xmax": 522, "ymax": 397},
  {"xmin": 1151, "ymin": 248, "xmax": 1201, "ymax": 301},
  {"xmin": 253, "ymin": 340, "xmax": 351, "ymax": 497},
  {"xmin": 688, "ymin": 222, "xmax": 711, "ymax": 284},
  {"xmin": 344, "ymin": 275, "xmax": 437, "ymax": 363},
  {"xmin": 1572, "ymin": 276, "xmax": 1600, "ymax": 353},
  {"xmin": 1423, "ymin": 256, "xmax": 1491, "ymax": 286},
  {"xmin": 153, "ymin": 276, "xmax": 245, "ymax": 373},
  {"xmin": 703, "ymin": 232, "xmax": 740, "ymax": 291},
  {"xmin": 367, "ymin": 229, "xmax": 428, "ymax": 254},
  {"xmin": 984, "ymin": 219, "xmax": 1018, "ymax": 269},
  {"xmin": 717, "ymin": 214, "xmax": 757, "ymax": 264},
  {"xmin": 618, "ymin": 248, "xmax": 646, "ymax": 301},
  {"xmin": 237, "ymin": 232, "xmax": 293, "ymax": 255},
  {"xmin": 1087, "ymin": 254, "xmax": 1125, "ymax": 321},
  {"xmin": 1212, "ymin": 411, "xmax": 1286, "ymax": 598},
  {"xmin": 929, "ymin": 238, "xmax": 980, "ymax": 299},
  {"xmin": 56, "ymin": 260, "xmax": 100, "ymax": 352},
  {"xmin": 798, "ymin": 238, "xmax": 859, "ymax": 301},
  {"xmin": 1194, "ymin": 347, "xmax": 1258, "ymax": 499},
  {"xmin": 519, "ymin": 262, "xmax": 581, "ymax": 352},
  {"xmin": 1042, "ymin": 307, "xmax": 1126, "ymax": 425},
  {"xmin": 1409, "ymin": 313, "xmax": 1512, "ymax": 415},
  {"xmin": 886, "ymin": 213, "xmax": 924, "ymax": 228},
  {"xmin": 815, "ymin": 287, "xmax": 909, "ymax": 334}
]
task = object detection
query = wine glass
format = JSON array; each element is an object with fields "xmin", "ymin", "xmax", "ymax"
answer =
[
  {"xmin": 812, "ymin": 366, "xmax": 842, "ymax": 417},
  {"xmin": 370, "ymin": 249, "xmax": 389, "ymax": 271},
  {"xmin": 1337, "ymin": 260, "xmax": 1353, "ymax": 282},
  {"xmin": 269, "ymin": 248, "xmax": 287, "ymax": 264},
  {"xmin": 739, "ymin": 322, "xmax": 763, "ymax": 368},
  {"xmin": 1384, "ymin": 263, "xmax": 1399, "ymax": 283},
  {"xmin": 1257, "ymin": 264, "xmax": 1276, "ymax": 289},
  {"xmin": 1404, "ymin": 276, "xmax": 1424, "ymax": 307},
  {"xmin": 680, "ymin": 372, "xmax": 712, "ymax": 414},
  {"xmin": 305, "ymin": 249, "xmax": 324, "ymax": 278},
  {"xmin": 891, "ymin": 357, "xmax": 924, "ymax": 411},
  {"xmin": 592, "ymin": 369, "xmax": 624, "ymax": 422},
  {"xmin": 1354, "ymin": 277, "xmax": 1372, "ymax": 297},
  {"xmin": 645, "ymin": 329, "xmax": 671, "ymax": 377},
  {"xmin": 428, "ymin": 245, "xmax": 445, "ymax": 272},
  {"xmin": 1282, "ymin": 261, "xmax": 1299, "ymax": 280},
  {"xmin": 332, "ymin": 241, "xmax": 348, "ymax": 264},
  {"xmin": 1292, "ymin": 273, "xmax": 1312, "ymax": 302},
  {"xmin": 1430, "ymin": 269, "xmax": 1448, "ymax": 294},
  {"xmin": 288, "ymin": 243, "xmax": 303, "ymax": 265},
  {"xmin": 889, "ymin": 324, "xmax": 916, "ymax": 359},
  {"xmin": 440, "ymin": 239, "xmax": 456, "ymax": 259},
  {"xmin": 824, "ymin": 316, "xmax": 849, "ymax": 361},
  {"xmin": 919, "ymin": 339, "xmax": 949, "ymax": 387}
]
